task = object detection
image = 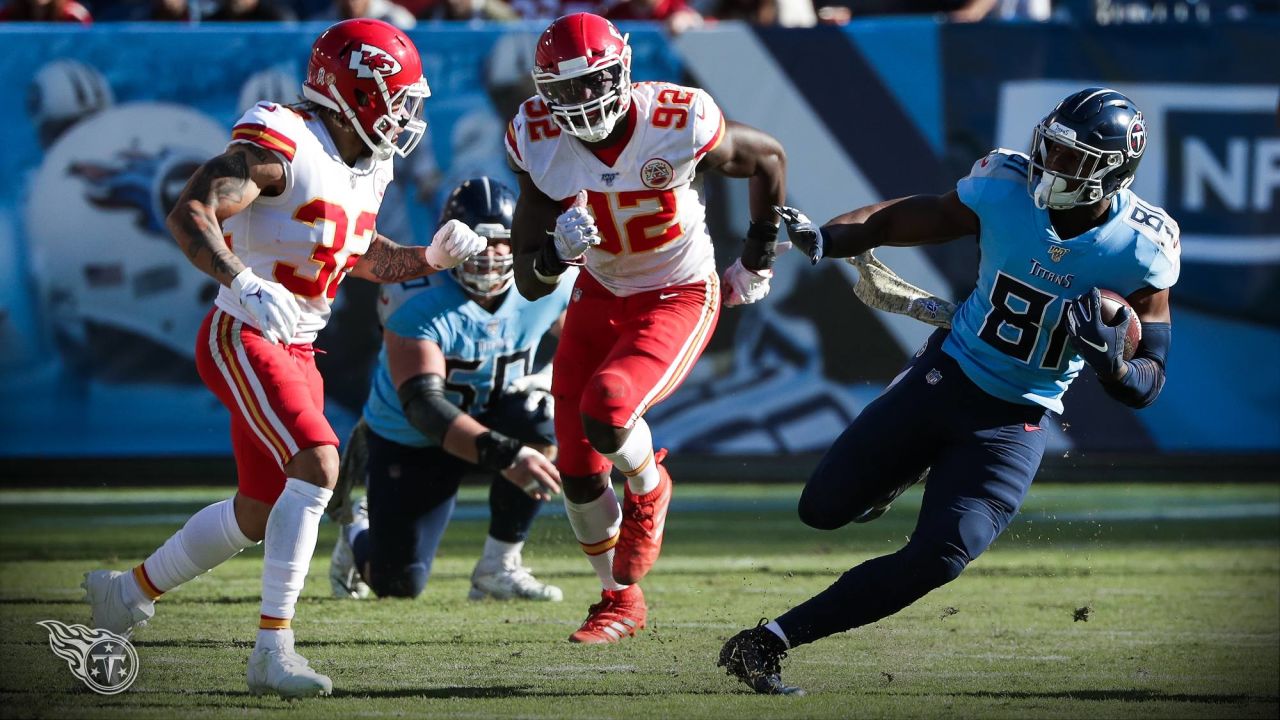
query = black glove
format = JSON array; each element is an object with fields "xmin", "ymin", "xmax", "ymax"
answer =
[
  {"xmin": 1065, "ymin": 287, "xmax": 1130, "ymax": 380},
  {"xmin": 774, "ymin": 205, "xmax": 824, "ymax": 265}
]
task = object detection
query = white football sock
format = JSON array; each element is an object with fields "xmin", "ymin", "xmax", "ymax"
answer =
[
  {"xmin": 258, "ymin": 478, "xmax": 331, "ymax": 636},
  {"xmin": 481, "ymin": 536, "xmax": 522, "ymax": 567},
  {"xmin": 256, "ymin": 627, "xmax": 295, "ymax": 652},
  {"xmin": 764, "ymin": 620, "xmax": 791, "ymax": 649},
  {"xmin": 605, "ymin": 419, "xmax": 660, "ymax": 495},
  {"xmin": 130, "ymin": 497, "xmax": 255, "ymax": 603},
  {"xmin": 564, "ymin": 487, "xmax": 626, "ymax": 591}
]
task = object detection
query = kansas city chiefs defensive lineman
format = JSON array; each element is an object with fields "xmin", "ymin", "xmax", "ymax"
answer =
[
  {"xmin": 508, "ymin": 13, "xmax": 790, "ymax": 644},
  {"xmin": 82, "ymin": 19, "xmax": 485, "ymax": 698}
]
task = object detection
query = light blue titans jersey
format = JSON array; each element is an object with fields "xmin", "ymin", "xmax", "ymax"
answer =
[
  {"xmin": 364, "ymin": 272, "xmax": 573, "ymax": 447},
  {"xmin": 943, "ymin": 149, "xmax": 1181, "ymax": 414}
]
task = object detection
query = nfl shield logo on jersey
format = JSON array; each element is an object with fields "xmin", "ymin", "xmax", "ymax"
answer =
[
  {"xmin": 926, "ymin": 368, "xmax": 943, "ymax": 385},
  {"xmin": 1048, "ymin": 245, "xmax": 1070, "ymax": 263}
]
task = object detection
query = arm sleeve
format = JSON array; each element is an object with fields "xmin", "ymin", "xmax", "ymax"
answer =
[{"xmin": 1100, "ymin": 322, "xmax": 1171, "ymax": 409}]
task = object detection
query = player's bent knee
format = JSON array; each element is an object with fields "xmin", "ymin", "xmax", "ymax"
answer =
[
  {"xmin": 796, "ymin": 481, "xmax": 856, "ymax": 530},
  {"xmin": 903, "ymin": 540, "xmax": 971, "ymax": 588},
  {"xmin": 580, "ymin": 371, "xmax": 632, "ymax": 427},
  {"xmin": 371, "ymin": 564, "xmax": 428, "ymax": 599},
  {"xmin": 284, "ymin": 444, "xmax": 340, "ymax": 489}
]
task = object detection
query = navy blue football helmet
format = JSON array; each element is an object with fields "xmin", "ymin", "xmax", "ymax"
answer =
[
  {"xmin": 1028, "ymin": 88, "xmax": 1146, "ymax": 210},
  {"xmin": 439, "ymin": 177, "xmax": 516, "ymax": 297}
]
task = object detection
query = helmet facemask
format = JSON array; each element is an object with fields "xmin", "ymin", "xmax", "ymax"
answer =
[
  {"xmin": 533, "ymin": 44, "xmax": 631, "ymax": 143},
  {"xmin": 307, "ymin": 70, "xmax": 429, "ymax": 162},
  {"xmin": 452, "ymin": 224, "xmax": 514, "ymax": 298},
  {"xmin": 1028, "ymin": 120, "xmax": 1128, "ymax": 210}
]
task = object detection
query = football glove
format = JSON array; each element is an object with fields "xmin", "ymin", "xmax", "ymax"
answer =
[
  {"xmin": 552, "ymin": 191, "xmax": 602, "ymax": 264},
  {"xmin": 502, "ymin": 446, "xmax": 561, "ymax": 501},
  {"xmin": 506, "ymin": 369, "xmax": 554, "ymax": 416},
  {"xmin": 426, "ymin": 219, "xmax": 487, "ymax": 271},
  {"xmin": 1065, "ymin": 287, "xmax": 1130, "ymax": 379},
  {"xmin": 774, "ymin": 205, "xmax": 824, "ymax": 265},
  {"xmin": 231, "ymin": 268, "xmax": 300, "ymax": 345},
  {"xmin": 722, "ymin": 258, "xmax": 772, "ymax": 307}
]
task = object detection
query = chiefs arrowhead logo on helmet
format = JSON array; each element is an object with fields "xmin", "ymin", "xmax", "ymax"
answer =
[
  {"xmin": 303, "ymin": 19, "xmax": 429, "ymax": 160},
  {"xmin": 349, "ymin": 43, "xmax": 402, "ymax": 79}
]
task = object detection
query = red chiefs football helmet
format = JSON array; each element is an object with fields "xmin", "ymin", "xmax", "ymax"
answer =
[
  {"xmin": 532, "ymin": 13, "xmax": 632, "ymax": 143},
  {"xmin": 302, "ymin": 19, "xmax": 430, "ymax": 161}
]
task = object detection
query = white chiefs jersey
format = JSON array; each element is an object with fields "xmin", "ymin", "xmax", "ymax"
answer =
[
  {"xmin": 505, "ymin": 82, "xmax": 726, "ymax": 296},
  {"xmin": 215, "ymin": 102, "xmax": 394, "ymax": 343}
]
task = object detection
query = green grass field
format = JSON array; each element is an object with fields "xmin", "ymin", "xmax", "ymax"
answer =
[{"xmin": 1, "ymin": 482, "xmax": 1277, "ymax": 719}]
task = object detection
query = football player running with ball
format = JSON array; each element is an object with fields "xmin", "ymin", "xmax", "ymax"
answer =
[
  {"xmin": 720, "ymin": 88, "xmax": 1180, "ymax": 694},
  {"xmin": 82, "ymin": 20, "xmax": 485, "ymax": 698},
  {"xmin": 508, "ymin": 13, "xmax": 788, "ymax": 643}
]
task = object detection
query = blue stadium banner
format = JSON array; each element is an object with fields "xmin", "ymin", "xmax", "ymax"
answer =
[{"xmin": 0, "ymin": 21, "xmax": 1275, "ymax": 459}]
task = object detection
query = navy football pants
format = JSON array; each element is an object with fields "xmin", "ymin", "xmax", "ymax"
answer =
[
  {"xmin": 776, "ymin": 330, "xmax": 1048, "ymax": 647},
  {"xmin": 354, "ymin": 391, "xmax": 556, "ymax": 598}
]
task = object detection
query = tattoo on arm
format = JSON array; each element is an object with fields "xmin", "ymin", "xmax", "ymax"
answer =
[
  {"xmin": 357, "ymin": 234, "xmax": 433, "ymax": 283},
  {"xmin": 170, "ymin": 148, "xmax": 270, "ymax": 285}
]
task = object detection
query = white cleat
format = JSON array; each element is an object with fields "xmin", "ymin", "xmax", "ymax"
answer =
[
  {"xmin": 247, "ymin": 646, "xmax": 333, "ymax": 699},
  {"xmin": 329, "ymin": 499, "xmax": 370, "ymax": 600},
  {"xmin": 468, "ymin": 555, "xmax": 563, "ymax": 602},
  {"xmin": 81, "ymin": 570, "xmax": 153, "ymax": 637}
]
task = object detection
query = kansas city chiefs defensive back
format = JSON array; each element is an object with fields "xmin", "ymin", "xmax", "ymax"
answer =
[
  {"xmin": 82, "ymin": 19, "xmax": 485, "ymax": 699},
  {"xmin": 507, "ymin": 12, "xmax": 790, "ymax": 644}
]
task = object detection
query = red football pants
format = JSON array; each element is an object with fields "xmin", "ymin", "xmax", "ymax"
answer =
[
  {"xmin": 552, "ymin": 270, "xmax": 721, "ymax": 477},
  {"xmin": 194, "ymin": 308, "xmax": 339, "ymax": 504}
]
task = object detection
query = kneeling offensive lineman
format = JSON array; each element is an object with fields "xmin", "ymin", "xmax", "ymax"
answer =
[{"xmin": 329, "ymin": 177, "xmax": 569, "ymax": 603}]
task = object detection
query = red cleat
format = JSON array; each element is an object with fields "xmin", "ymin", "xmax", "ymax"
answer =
[
  {"xmin": 612, "ymin": 449, "xmax": 672, "ymax": 585},
  {"xmin": 568, "ymin": 585, "xmax": 647, "ymax": 644}
]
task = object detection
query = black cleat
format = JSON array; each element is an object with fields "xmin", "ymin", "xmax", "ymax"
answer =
[
  {"xmin": 853, "ymin": 467, "xmax": 929, "ymax": 523},
  {"xmin": 718, "ymin": 619, "xmax": 806, "ymax": 696}
]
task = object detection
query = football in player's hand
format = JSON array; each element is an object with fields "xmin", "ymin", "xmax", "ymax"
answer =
[{"xmin": 1099, "ymin": 289, "xmax": 1142, "ymax": 360}]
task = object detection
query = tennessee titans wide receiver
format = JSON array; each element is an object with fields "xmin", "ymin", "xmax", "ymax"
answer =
[{"xmin": 720, "ymin": 87, "xmax": 1179, "ymax": 695}]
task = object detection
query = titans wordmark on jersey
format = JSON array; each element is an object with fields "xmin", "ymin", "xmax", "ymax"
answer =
[
  {"xmin": 363, "ymin": 272, "xmax": 574, "ymax": 447},
  {"xmin": 216, "ymin": 102, "xmax": 394, "ymax": 343},
  {"xmin": 505, "ymin": 82, "xmax": 725, "ymax": 297},
  {"xmin": 944, "ymin": 149, "xmax": 1181, "ymax": 414}
]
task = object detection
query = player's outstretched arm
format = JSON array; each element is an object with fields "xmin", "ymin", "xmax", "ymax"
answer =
[
  {"xmin": 386, "ymin": 329, "xmax": 561, "ymax": 500},
  {"xmin": 511, "ymin": 171, "xmax": 571, "ymax": 301},
  {"xmin": 778, "ymin": 191, "xmax": 979, "ymax": 264},
  {"xmin": 166, "ymin": 144, "xmax": 284, "ymax": 286},
  {"xmin": 352, "ymin": 222, "xmax": 487, "ymax": 283}
]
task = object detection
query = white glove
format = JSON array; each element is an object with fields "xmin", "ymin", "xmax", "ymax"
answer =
[
  {"xmin": 722, "ymin": 258, "xmax": 773, "ymax": 307},
  {"xmin": 426, "ymin": 219, "xmax": 487, "ymax": 270},
  {"xmin": 502, "ymin": 446, "xmax": 562, "ymax": 501},
  {"xmin": 506, "ymin": 368, "xmax": 552, "ymax": 396},
  {"xmin": 552, "ymin": 191, "xmax": 601, "ymax": 264},
  {"xmin": 230, "ymin": 268, "xmax": 300, "ymax": 344}
]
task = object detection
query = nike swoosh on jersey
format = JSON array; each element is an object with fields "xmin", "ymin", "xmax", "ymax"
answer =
[{"xmin": 659, "ymin": 292, "xmax": 679, "ymax": 300}]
